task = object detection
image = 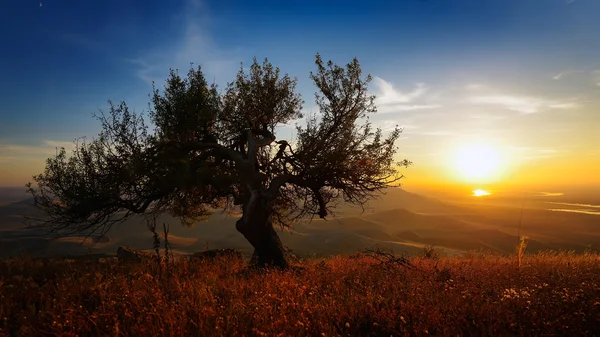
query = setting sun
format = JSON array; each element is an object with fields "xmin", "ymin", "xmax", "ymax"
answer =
[
  {"xmin": 452, "ymin": 143, "xmax": 503, "ymax": 183},
  {"xmin": 472, "ymin": 189, "xmax": 491, "ymax": 197}
]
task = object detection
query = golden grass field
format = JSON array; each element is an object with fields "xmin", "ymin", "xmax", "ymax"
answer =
[{"xmin": 1, "ymin": 251, "xmax": 599, "ymax": 336}]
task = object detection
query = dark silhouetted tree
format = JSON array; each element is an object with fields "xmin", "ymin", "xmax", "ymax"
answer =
[{"xmin": 26, "ymin": 54, "xmax": 410, "ymax": 268}]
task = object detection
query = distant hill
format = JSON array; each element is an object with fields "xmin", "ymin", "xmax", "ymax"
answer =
[
  {"xmin": 0, "ymin": 187, "xmax": 30, "ymax": 206},
  {"xmin": 1, "ymin": 187, "xmax": 599, "ymax": 259},
  {"xmin": 360, "ymin": 188, "xmax": 464, "ymax": 215},
  {"xmin": 5, "ymin": 198, "xmax": 35, "ymax": 209}
]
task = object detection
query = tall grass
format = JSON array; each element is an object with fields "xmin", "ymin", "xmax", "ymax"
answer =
[
  {"xmin": 1, "ymin": 251, "xmax": 599, "ymax": 336},
  {"xmin": 516, "ymin": 235, "xmax": 528, "ymax": 269}
]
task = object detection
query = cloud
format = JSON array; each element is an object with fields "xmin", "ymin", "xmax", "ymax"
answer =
[
  {"xmin": 548, "ymin": 201, "xmax": 600, "ymax": 209},
  {"xmin": 509, "ymin": 146, "xmax": 567, "ymax": 160},
  {"xmin": 552, "ymin": 72, "xmax": 564, "ymax": 80},
  {"xmin": 468, "ymin": 95, "xmax": 580, "ymax": 114},
  {"xmin": 537, "ymin": 192, "xmax": 564, "ymax": 197},
  {"xmin": 547, "ymin": 103, "xmax": 579, "ymax": 109},
  {"xmin": 373, "ymin": 77, "xmax": 428, "ymax": 105},
  {"xmin": 128, "ymin": 0, "xmax": 239, "ymax": 86},
  {"xmin": 388, "ymin": 104, "xmax": 442, "ymax": 111},
  {"xmin": 468, "ymin": 96, "xmax": 541, "ymax": 114},
  {"xmin": 372, "ymin": 77, "xmax": 441, "ymax": 114},
  {"xmin": 412, "ymin": 130, "xmax": 457, "ymax": 136},
  {"xmin": 594, "ymin": 70, "xmax": 600, "ymax": 86},
  {"xmin": 465, "ymin": 84, "xmax": 487, "ymax": 91},
  {"xmin": 552, "ymin": 69, "xmax": 583, "ymax": 80}
]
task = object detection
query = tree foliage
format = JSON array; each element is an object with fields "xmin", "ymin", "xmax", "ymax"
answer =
[{"xmin": 27, "ymin": 54, "xmax": 410, "ymax": 267}]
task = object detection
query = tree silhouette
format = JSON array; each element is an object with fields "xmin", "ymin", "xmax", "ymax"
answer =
[{"xmin": 26, "ymin": 54, "xmax": 410, "ymax": 268}]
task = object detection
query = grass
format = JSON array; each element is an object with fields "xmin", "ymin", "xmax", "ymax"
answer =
[{"xmin": 1, "ymin": 251, "xmax": 599, "ymax": 336}]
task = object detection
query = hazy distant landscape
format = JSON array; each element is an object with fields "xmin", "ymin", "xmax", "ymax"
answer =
[{"xmin": 2, "ymin": 186, "xmax": 598, "ymax": 260}]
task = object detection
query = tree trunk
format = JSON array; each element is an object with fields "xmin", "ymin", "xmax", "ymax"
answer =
[{"xmin": 235, "ymin": 189, "xmax": 289, "ymax": 269}]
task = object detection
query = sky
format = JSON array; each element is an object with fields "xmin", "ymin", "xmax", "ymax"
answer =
[{"xmin": 0, "ymin": 0, "xmax": 599, "ymax": 192}]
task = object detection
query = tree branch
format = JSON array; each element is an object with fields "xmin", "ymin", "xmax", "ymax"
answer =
[{"xmin": 170, "ymin": 140, "xmax": 248, "ymax": 168}]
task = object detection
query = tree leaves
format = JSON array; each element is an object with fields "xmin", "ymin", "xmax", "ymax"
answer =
[{"xmin": 27, "ymin": 54, "xmax": 410, "ymax": 238}]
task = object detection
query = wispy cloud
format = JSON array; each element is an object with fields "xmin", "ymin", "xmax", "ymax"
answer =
[
  {"xmin": 553, "ymin": 71, "xmax": 565, "ymax": 80},
  {"xmin": 547, "ymin": 102, "xmax": 579, "ymax": 109},
  {"xmin": 374, "ymin": 77, "xmax": 428, "ymax": 105},
  {"xmin": 468, "ymin": 95, "xmax": 580, "ymax": 114},
  {"xmin": 547, "ymin": 201, "xmax": 600, "ymax": 209},
  {"xmin": 552, "ymin": 69, "xmax": 583, "ymax": 80},
  {"xmin": 537, "ymin": 192, "xmax": 564, "ymax": 197},
  {"xmin": 465, "ymin": 83, "xmax": 488, "ymax": 91},
  {"xmin": 549, "ymin": 209, "xmax": 600, "ymax": 215},
  {"xmin": 372, "ymin": 77, "xmax": 441, "ymax": 114},
  {"xmin": 594, "ymin": 70, "xmax": 600, "ymax": 86},
  {"xmin": 413, "ymin": 130, "xmax": 457, "ymax": 136},
  {"xmin": 509, "ymin": 146, "xmax": 568, "ymax": 160},
  {"xmin": 390, "ymin": 104, "xmax": 442, "ymax": 111},
  {"xmin": 128, "ymin": 0, "xmax": 239, "ymax": 86}
]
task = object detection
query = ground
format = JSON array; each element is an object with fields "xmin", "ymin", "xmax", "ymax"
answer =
[{"xmin": 1, "ymin": 252, "xmax": 599, "ymax": 336}]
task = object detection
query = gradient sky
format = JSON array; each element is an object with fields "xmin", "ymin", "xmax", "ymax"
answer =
[{"xmin": 1, "ymin": 0, "xmax": 599, "ymax": 190}]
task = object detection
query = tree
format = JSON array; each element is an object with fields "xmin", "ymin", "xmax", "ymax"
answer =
[{"xmin": 26, "ymin": 54, "xmax": 410, "ymax": 269}]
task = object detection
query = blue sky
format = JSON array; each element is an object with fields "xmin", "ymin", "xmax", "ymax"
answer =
[{"xmin": 1, "ymin": 0, "xmax": 599, "ymax": 188}]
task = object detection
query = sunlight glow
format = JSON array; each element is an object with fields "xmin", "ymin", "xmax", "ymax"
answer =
[
  {"xmin": 472, "ymin": 189, "xmax": 491, "ymax": 197},
  {"xmin": 452, "ymin": 143, "xmax": 503, "ymax": 183}
]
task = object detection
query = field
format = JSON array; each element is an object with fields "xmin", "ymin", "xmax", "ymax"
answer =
[{"xmin": 1, "ymin": 251, "xmax": 599, "ymax": 336}]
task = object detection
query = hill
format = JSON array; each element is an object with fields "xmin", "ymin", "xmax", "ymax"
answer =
[{"xmin": 1, "ymin": 187, "xmax": 599, "ymax": 259}]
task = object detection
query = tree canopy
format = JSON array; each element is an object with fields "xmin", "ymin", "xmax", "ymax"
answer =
[{"xmin": 27, "ymin": 54, "xmax": 410, "ymax": 268}]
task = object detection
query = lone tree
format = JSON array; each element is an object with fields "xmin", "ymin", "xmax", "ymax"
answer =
[{"xmin": 27, "ymin": 54, "xmax": 409, "ymax": 268}]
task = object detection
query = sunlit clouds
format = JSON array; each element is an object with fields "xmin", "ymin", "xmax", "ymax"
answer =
[
  {"xmin": 372, "ymin": 77, "xmax": 441, "ymax": 114},
  {"xmin": 467, "ymin": 95, "xmax": 580, "ymax": 114},
  {"xmin": 374, "ymin": 78, "xmax": 428, "ymax": 104},
  {"xmin": 536, "ymin": 192, "xmax": 564, "ymax": 197}
]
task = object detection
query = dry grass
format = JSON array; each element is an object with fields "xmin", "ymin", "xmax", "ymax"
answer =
[{"xmin": 1, "ymin": 252, "xmax": 599, "ymax": 336}]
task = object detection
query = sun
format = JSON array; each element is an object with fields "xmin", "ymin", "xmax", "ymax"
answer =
[
  {"xmin": 452, "ymin": 143, "xmax": 502, "ymax": 183},
  {"xmin": 473, "ymin": 189, "xmax": 491, "ymax": 197}
]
